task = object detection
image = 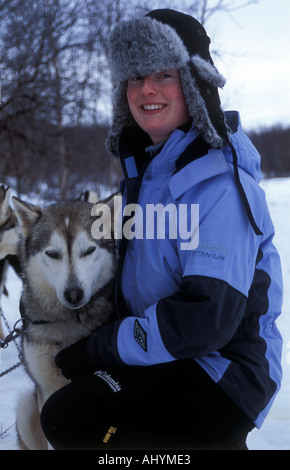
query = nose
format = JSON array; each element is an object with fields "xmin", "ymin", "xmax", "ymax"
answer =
[
  {"xmin": 141, "ymin": 75, "xmax": 157, "ymax": 95},
  {"xmin": 64, "ymin": 287, "xmax": 84, "ymax": 306}
]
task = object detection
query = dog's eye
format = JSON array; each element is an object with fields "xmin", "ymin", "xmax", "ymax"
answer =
[
  {"xmin": 45, "ymin": 250, "xmax": 61, "ymax": 260},
  {"xmin": 82, "ymin": 246, "xmax": 96, "ymax": 257}
]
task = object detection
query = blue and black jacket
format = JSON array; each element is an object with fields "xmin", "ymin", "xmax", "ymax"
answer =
[{"xmin": 94, "ymin": 111, "xmax": 283, "ymax": 428}]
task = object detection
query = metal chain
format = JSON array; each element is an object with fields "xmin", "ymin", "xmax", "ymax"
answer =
[
  {"xmin": 0, "ymin": 308, "xmax": 24, "ymax": 377},
  {"xmin": 0, "ymin": 318, "xmax": 23, "ymax": 349},
  {"xmin": 0, "ymin": 360, "xmax": 22, "ymax": 378}
]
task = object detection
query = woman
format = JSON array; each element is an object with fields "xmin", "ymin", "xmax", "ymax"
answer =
[{"xmin": 41, "ymin": 9, "xmax": 283, "ymax": 450}]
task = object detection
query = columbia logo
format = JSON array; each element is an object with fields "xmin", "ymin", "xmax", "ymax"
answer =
[{"xmin": 94, "ymin": 370, "xmax": 121, "ymax": 392}]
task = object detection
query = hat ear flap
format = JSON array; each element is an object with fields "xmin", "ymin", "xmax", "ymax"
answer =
[
  {"xmin": 180, "ymin": 63, "xmax": 228, "ymax": 149},
  {"xmin": 190, "ymin": 55, "xmax": 226, "ymax": 88}
]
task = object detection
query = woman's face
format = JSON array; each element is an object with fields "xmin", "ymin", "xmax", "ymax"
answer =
[{"xmin": 127, "ymin": 69, "xmax": 190, "ymax": 145}]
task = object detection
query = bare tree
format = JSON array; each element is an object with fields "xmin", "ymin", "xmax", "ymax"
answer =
[{"xmin": 0, "ymin": 0, "xmax": 104, "ymax": 198}]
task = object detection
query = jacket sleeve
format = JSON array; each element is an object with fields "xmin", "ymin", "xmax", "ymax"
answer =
[{"xmin": 88, "ymin": 275, "xmax": 247, "ymax": 366}]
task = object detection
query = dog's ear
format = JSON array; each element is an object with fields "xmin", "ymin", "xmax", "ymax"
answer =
[
  {"xmin": 12, "ymin": 197, "xmax": 42, "ymax": 237},
  {"xmin": 0, "ymin": 186, "xmax": 12, "ymax": 222},
  {"xmin": 79, "ymin": 190, "xmax": 99, "ymax": 203}
]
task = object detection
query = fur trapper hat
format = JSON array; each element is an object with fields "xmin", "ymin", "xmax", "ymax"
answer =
[{"xmin": 106, "ymin": 9, "xmax": 229, "ymax": 156}]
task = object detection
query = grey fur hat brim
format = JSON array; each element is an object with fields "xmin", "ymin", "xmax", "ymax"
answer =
[{"xmin": 106, "ymin": 11, "xmax": 228, "ymax": 156}]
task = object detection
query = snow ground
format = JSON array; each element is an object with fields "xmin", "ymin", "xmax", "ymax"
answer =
[{"xmin": 0, "ymin": 177, "xmax": 289, "ymax": 451}]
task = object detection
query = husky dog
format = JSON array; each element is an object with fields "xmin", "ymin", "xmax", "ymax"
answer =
[
  {"xmin": 12, "ymin": 194, "xmax": 120, "ymax": 450},
  {"xmin": 0, "ymin": 185, "xmax": 21, "ymax": 338}
]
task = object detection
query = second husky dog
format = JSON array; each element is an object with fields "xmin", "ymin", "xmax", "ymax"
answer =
[
  {"xmin": 0, "ymin": 185, "xmax": 21, "ymax": 338},
  {"xmin": 12, "ymin": 195, "xmax": 120, "ymax": 450}
]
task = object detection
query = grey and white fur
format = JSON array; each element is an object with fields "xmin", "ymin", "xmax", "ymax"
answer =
[{"xmin": 12, "ymin": 195, "xmax": 120, "ymax": 450}]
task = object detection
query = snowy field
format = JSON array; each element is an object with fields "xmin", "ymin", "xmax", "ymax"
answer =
[{"xmin": 0, "ymin": 177, "xmax": 289, "ymax": 451}]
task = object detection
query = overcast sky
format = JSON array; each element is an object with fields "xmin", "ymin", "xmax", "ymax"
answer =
[{"xmin": 205, "ymin": 0, "xmax": 290, "ymax": 131}]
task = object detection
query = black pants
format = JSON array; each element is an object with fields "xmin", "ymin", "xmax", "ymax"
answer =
[{"xmin": 40, "ymin": 359, "xmax": 254, "ymax": 450}]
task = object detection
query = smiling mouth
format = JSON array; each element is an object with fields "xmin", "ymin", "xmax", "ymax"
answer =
[{"xmin": 142, "ymin": 104, "xmax": 166, "ymax": 111}]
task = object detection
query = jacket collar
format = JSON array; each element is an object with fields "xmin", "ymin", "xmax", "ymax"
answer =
[{"xmin": 118, "ymin": 120, "xmax": 203, "ymax": 180}]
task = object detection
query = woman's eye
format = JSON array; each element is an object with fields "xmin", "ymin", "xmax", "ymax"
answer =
[
  {"xmin": 156, "ymin": 71, "xmax": 176, "ymax": 80},
  {"xmin": 129, "ymin": 75, "xmax": 144, "ymax": 82}
]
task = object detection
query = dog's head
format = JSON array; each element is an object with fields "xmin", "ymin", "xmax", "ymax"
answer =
[{"xmin": 12, "ymin": 195, "xmax": 120, "ymax": 310}]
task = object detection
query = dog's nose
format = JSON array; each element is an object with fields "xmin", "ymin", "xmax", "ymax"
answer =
[{"xmin": 64, "ymin": 287, "xmax": 84, "ymax": 306}]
